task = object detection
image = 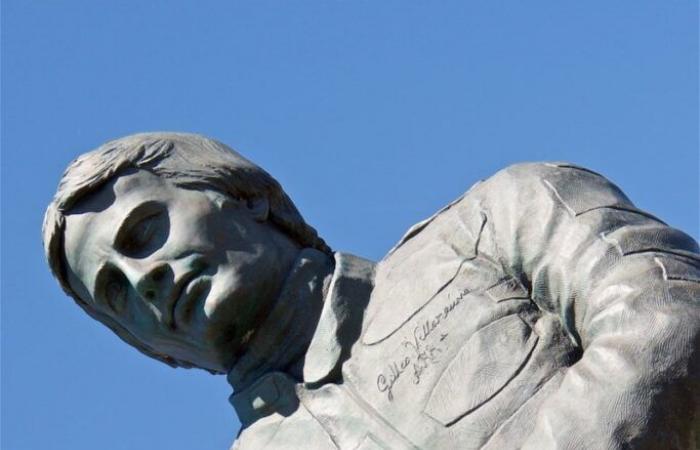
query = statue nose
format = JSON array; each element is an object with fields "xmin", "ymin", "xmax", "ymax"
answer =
[
  {"xmin": 128, "ymin": 254, "xmax": 207, "ymax": 307},
  {"xmin": 135, "ymin": 262, "xmax": 173, "ymax": 303}
]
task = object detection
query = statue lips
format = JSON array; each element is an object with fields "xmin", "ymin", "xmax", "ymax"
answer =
[
  {"xmin": 163, "ymin": 269, "xmax": 200, "ymax": 330},
  {"xmin": 172, "ymin": 274, "xmax": 212, "ymax": 330}
]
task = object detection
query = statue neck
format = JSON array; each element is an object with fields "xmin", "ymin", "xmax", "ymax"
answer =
[{"xmin": 226, "ymin": 248, "xmax": 334, "ymax": 390}]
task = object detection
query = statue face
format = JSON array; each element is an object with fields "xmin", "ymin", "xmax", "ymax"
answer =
[{"xmin": 62, "ymin": 169, "xmax": 298, "ymax": 372}]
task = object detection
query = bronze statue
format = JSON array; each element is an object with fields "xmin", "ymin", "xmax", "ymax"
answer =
[{"xmin": 44, "ymin": 133, "xmax": 700, "ymax": 449}]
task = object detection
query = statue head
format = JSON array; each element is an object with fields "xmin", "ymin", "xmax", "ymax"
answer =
[{"xmin": 43, "ymin": 133, "xmax": 330, "ymax": 373}]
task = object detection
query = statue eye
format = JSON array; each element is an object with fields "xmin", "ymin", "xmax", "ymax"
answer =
[
  {"xmin": 122, "ymin": 214, "xmax": 158, "ymax": 252},
  {"xmin": 115, "ymin": 203, "xmax": 168, "ymax": 258}
]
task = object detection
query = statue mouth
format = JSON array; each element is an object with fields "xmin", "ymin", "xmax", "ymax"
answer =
[{"xmin": 172, "ymin": 274, "xmax": 212, "ymax": 330}]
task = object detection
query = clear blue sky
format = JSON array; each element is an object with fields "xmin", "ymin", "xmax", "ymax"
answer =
[{"xmin": 2, "ymin": 2, "xmax": 697, "ymax": 449}]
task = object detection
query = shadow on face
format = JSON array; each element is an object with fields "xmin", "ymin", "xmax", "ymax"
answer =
[{"xmin": 62, "ymin": 168, "xmax": 301, "ymax": 372}]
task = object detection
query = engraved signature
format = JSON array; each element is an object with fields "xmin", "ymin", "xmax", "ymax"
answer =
[
  {"xmin": 376, "ymin": 287, "xmax": 470, "ymax": 401},
  {"xmin": 403, "ymin": 333, "xmax": 442, "ymax": 385},
  {"xmin": 376, "ymin": 357, "xmax": 411, "ymax": 401}
]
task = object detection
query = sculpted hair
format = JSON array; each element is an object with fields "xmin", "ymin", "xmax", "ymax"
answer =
[{"xmin": 43, "ymin": 132, "xmax": 330, "ymax": 371}]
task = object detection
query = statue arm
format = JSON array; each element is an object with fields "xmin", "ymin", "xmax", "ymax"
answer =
[{"xmin": 475, "ymin": 163, "xmax": 700, "ymax": 449}]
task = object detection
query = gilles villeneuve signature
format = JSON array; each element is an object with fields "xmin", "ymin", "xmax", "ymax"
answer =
[{"xmin": 376, "ymin": 287, "xmax": 470, "ymax": 401}]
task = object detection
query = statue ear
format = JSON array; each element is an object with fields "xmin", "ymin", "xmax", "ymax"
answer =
[{"xmin": 246, "ymin": 197, "xmax": 270, "ymax": 222}]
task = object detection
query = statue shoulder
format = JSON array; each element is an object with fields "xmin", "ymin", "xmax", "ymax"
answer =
[
  {"xmin": 385, "ymin": 162, "xmax": 565, "ymax": 256},
  {"xmin": 475, "ymin": 161, "xmax": 641, "ymax": 217}
]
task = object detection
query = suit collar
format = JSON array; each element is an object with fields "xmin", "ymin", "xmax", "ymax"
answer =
[
  {"xmin": 303, "ymin": 252, "xmax": 375, "ymax": 384},
  {"xmin": 227, "ymin": 248, "xmax": 332, "ymax": 390},
  {"xmin": 228, "ymin": 251, "xmax": 375, "ymax": 425}
]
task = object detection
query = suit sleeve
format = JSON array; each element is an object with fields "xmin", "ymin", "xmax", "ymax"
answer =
[{"xmin": 473, "ymin": 163, "xmax": 700, "ymax": 450}]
